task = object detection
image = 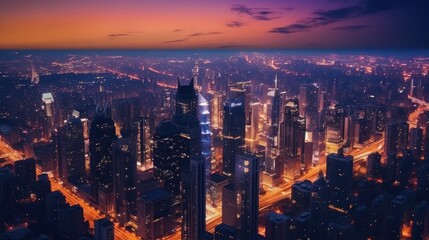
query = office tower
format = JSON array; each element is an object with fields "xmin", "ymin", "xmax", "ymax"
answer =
[
  {"xmin": 245, "ymin": 100, "xmax": 260, "ymax": 152},
  {"xmin": 222, "ymin": 183, "xmax": 238, "ymax": 227},
  {"xmin": 94, "ymin": 218, "xmax": 114, "ymax": 240},
  {"xmin": 58, "ymin": 118, "xmax": 85, "ymax": 184},
  {"xmin": 386, "ymin": 153, "xmax": 398, "ymax": 185},
  {"xmin": 325, "ymin": 101, "xmax": 345, "ymax": 153},
  {"xmin": 58, "ymin": 204, "xmax": 85, "ymax": 239},
  {"xmin": 417, "ymin": 157, "xmax": 429, "ymax": 201},
  {"xmin": 235, "ymin": 153, "xmax": 259, "ymax": 239},
  {"xmin": 295, "ymin": 211, "xmax": 311, "ymax": 240},
  {"xmin": 366, "ymin": 152, "xmax": 381, "ymax": 179},
  {"xmin": 310, "ymin": 171, "xmax": 329, "ymax": 240},
  {"xmin": 14, "ymin": 158, "xmax": 36, "ymax": 200},
  {"xmin": 153, "ymin": 120, "xmax": 181, "ymax": 203},
  {"xmin": 41, "ymin": 92, "xmax": 54, "ymax": 118},
  {"xmin": 0, "ymin": 167, "xmax": 16, "ymax": 206},
  {"xmin": 280, "ymin": 99, "xmax": 306, "ymax": 177},
  {"xmin": 327, "ymin": 222, "xmax": 354, "ymax": 240},
  {"xmin": 89, "ymin": 107, "xmax": 116, "ymax": 199},
  {"xmin": 46, "ymin": 191, "xmax": 66, "ymax": 228},
  {"xmin": 112, "ymin": 98, "xmax": 140, "ymax": 134},
  {"xmin": 385, "ymin": 121, "xmax": 409, "ymax": 156},
  {"xmin": 222, "ymin": 98, "xmax": 245, "ymax": 177},
  {"xmin": 131, "ymin": 117, "xmax": 152, "ymax": 168},
  {"xmin": 292, "ymin": 180, "xmax": 313, "ymax": 212},
  {"xmin": 326, "ymin": 152, "xmax": 353, "ymax": 216},
  {"xmin": 370, "ymin": 193, "xmax": 391, "ymax": 239},
  {"xmin": 211, "ymin": 91, "xmax": 223, "ymax": 130},
  {"xmin": 411, "ymin": 201, "xmax": 429, "ymax": 240},
  {"xmin": 265, "ymin": 212, "xmax": 290, "ymax": 240},
  {"xmin": 299, "ymin": 84, "xmax": 319, "ymax": 130},
  {"xmin": 192, "ymin": 54, "xmax": 199, "ymax": 90},
  {"xmin": 113, "ymin": 137, "xmax": 137, "ymax": 224},
  {"xmin": 181, "ymin": 156, "xmax": 206, "ymax": 240},
  {"xmin": 268, "ymin": 75, "xmax": 280, "ymax": 149},
  {"xmin": 137, "ymin": 188, "xmax": 174, "ymax": 240},
  {"xmin": 35, "ymin": 173, "xmax": 51, "ymax": 201},
  {"xmin": 410, "ymin": 128, "xmax": 423, "ymax": 159},
  {"xmin": 214, "ymin": 223, "xmax": 239, "ymax": 240},
  {"xmin": 425, "ymin": 124, "xmax": 429, "ymax": 155},
  {"xmin": 176, "ymin": 78, "xmax": 197, "ymax": 117},
  {"xmin": 390, "ymin": 190, "xmax": 416, "ymax": 240},
  {"xmin": 154, "ymin": 114, "xmax": 201, "ymax": 203},
  {"xmin": 198, "ymin": 93, "xmax": 212, "ymax": 188}
]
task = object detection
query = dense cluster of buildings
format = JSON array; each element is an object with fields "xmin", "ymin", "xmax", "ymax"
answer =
[{"xmin": 1, "ymin": 53, "xmax": 429, "ymax": 240}]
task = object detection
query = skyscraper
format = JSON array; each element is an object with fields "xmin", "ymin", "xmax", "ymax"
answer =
[
  {"xmin": 131, "ymin": 117, "xmax": 152, "ymax": 168},
  {"xmin": 265, "ymin": 212, "xmax": 290, "ymax": 240},
  {"xmin": 409, "ymin": 127, "xmax": 423, "ymax": 159},
  {"xmin": 113, "ymin": 137, "xmax": 137, "ymax": 224},
  {"xmin": 385, "ymin": 121, "xmax": 409, "ymax": 156},
  {"xmin": 112, "ymin": 98, "xmax": 141, "ymax": 135},
  {"xmin": 14, "ymin": 158, "xmax": 36, "ymax": 200},
  {"xmin": 326, "ymin": 152, "xmax": 353, "ymax": 216},
  {"xmin": 181, "ymin": 156, "xmax": 206, "ymax": 240},
  {"xmin": 325, "ymin": 101, "xmax": 345, "ymax": 154},
  {"xmin": 235, "ymin": 153, "xmax": 259, "ymax": 239},
  {"xmin": 299, "ymin": 84, "xmax": 319, "ymax": 130},
  {"xmin": 366, "ymin": 152, "xmax": 381, "ymax": 179},
  {"xmin": 89, "ymin": 107, "xmax": 116, "ymax": 201},
  {"xmin": 222, "ymin": 98, "xmax": 245, "ymax": 177},
  {"xmin": 268, "ymin": 75, "xmax": 280, "ymax": 149},
  {"xmin": 58, "ymin": 117, "xmax": 86, "ymax": 184},
  {"xmin": 58, "ymin": 204, "xmax": 85, "ymax": 239},
  {"xmin": 94, "ymin": 218, "xmax": 114, "ymax": 240},
  {"xmin": 46, "ymin": 191, "xmax": 66, "ymax": 228},
  {"xmin": 176, "ymin": 78, "xmax": 198, "ymax": 117}
]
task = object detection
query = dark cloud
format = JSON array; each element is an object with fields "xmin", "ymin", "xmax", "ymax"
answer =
[
  {"xmin": 332, "ymin": 25, "xmax": 369, "ymax": 31},
  {"xmin": 226, "ymin": 21, "xmax": 245, "ymax": 28},
  {"xmin": 281, "ymin": 7, "xmax": 295, "ymax": 11},
  {"xmin": 231, "ymin": 4, "xmax": 279, "ymax": 21},
  {"xmin": 187, "ymin": 32, "xmax": 222, "ymax": 37},
  {"xmin": 173, "ymin": 29, "xmax": 183, "ymax": 32},
  {"xmin": 269, "ymin": 0, "xmax": 408, "ymax": 35},
  {"xmin": 106, "ymin": 33, "xmax": 130, "ymax": 40},
  {"xmin": 163, "ymin": 38, "xmax": 189, "ymax": 44}
]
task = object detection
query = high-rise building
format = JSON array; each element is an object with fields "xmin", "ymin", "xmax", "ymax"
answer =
[
  {"xmin": 131, "ymin": 117, "xmax": 152, "ymax": 168},
  {"xmin": 113, "ymin": 137, "xmax": 137, "ymax": 224},
  {"xmin": 221, "ymin": 183, "xmax": 238, "ymax": 227},
  {"xmin": 35, "ymin": 173, "xmax": 51, "ymax": 201},
  {"xmin": 198, "ymin": 93, "xmax": 212, "ymax": 189},
  {"xmin": 176, "ymin": 78, "xmax": 198, "ymax": 117},
  {"xmin": 292, "ymin": 180, "xmax": 313, "ymax": 212},
  {"xmin": 235, "ymin": 153, "xmax": 259, "ymax": 239},
  {"xmin": 385, "ymin": 121, "xmax": 409, "ymax": 156},
  {"xmin": 58, "ymin": 204, "xmax": 85, "ymax": 239},
  {"xmin": 89, "ymin": 107, "xmax": 116, "ymax": 199},
  {"xmin": 268, "ymin": 75, "xmax": 281, "ymax": 149},
  {"xmin": 299, "ymin": 84, "xmax": 319, "ymax": 130},
  {"xmin": 327, "ymin": 222, "xmax": 354, "ymax": 240},
  {"xmin": 181, "ymin": 156, "xmax": 206, "ymax": 240},
  {"xmin": 417, "ymin": 156, "xmax": 429, "ymax": 201},
  {"xmin": 411, "ymin": 201, "xmax": 429, "ymax": 240},
  {"xmin": 14, "ymin": 158, "xmax": 36, "ymax": 200},
  {"xmin": 94, "ymin": 218, "xmax": 114, "ymax": 240},
  {"xmin": 325, "ymin": 102, "xmax": 345, "ymax": 154},
  {"xmin": 410, "ymin": 128, "xmax": 423, "ymax": 159},
  {"xmin": 310, "ymin": 171, "xmax": 329, "ymax": 240},
  {"xmin": 154, "ymin": 114, "xmax": 201, "ymax": 202},
  {"xmin": 137, "ymin": 188, "xmax": 174, "ymax": 240},
  {"xmin": 46, "ymin": 191, "xmax": 66, "ymax": 228},
  {"xmin": 366, "ymin": 152, "xmax": 381, "ymax": 179},
  {"xmin": 214, "ymin": 223, "xmax": 239, "ymax": 240},
  {"xmin": 265, "ymin": 212, "xmax": 290, "ymax": 240},
  {"xmin": 245, "ymin": 100, "xmax": 260, "ymax": 152},
  {"xmin": 326, "ymin": 152, "xmax": 353, "ymax": 216},
  {"xmin": 58, "ymin": 118, "xmax": 86, "ymax": 184},
  {"xmin": 279, "ymin": 99, "xmax": 306, "ymax": 176},
  {"xmin": 0, "ymin": 167, "xmax": 16, "ymax": 206},
  {"xmin": 112, "ymin": 98, "xmax": 141, "ymax": 134},
  {"xmin": 222, "ymin": 98, "xmax": 245, "ymax": 177}
]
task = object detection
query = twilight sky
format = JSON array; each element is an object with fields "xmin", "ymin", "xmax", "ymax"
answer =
[{"xmin": 0, "ymin": 0, "xmax": 428, "ymax": 49}]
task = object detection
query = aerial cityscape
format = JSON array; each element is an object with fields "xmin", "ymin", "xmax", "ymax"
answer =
[{"xmin": 1, "ymin": 1, "xmax": 429, "ymax": 240}]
